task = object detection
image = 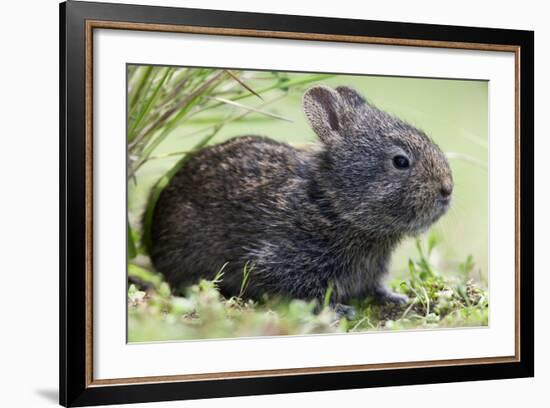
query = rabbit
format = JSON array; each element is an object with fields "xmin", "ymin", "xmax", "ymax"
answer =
[{"xmin": 150, "ymin": 85, "xmax": 453, "ymax": 315}]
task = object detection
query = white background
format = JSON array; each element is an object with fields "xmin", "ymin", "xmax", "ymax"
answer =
[{"xmin": 0, "ymin": 0, "xmax": 545, "ymax": 407}]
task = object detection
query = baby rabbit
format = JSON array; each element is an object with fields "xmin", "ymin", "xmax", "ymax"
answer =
[{"xmin": 150, "ymin": 85, "xmax": 453, "ymax": 312}]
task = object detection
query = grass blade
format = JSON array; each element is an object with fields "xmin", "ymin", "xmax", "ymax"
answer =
[
  {"xmin": 127, "ymin": 220, "xmax": 137, "ymax": 259},
  {"xmin": 190, "ymin": 73, "xmax": 335, "ymax": 117},
  {"xmin": 239, "ymin": 262, "xmax": 254, "ymax": 298},
  {"xmin": 323, "ymin": 281, "xmax": 334, "ymax": 309},
  {"xmin": 207, "ymin": 95, "xmax": 293, "ymax": 122},
  {"xmin": 128, "ymin": 67, "xmax": 171, "ymax": 142},
  {"xmin": 225, "ymin": 70, "xmax": 263, "ymax": 100},
  {"xmin": 128, "ymin": 70, "xmax": 226, "ymax": 171},
  {"xmin": 446, "ymin": 151, "xmax": 487, "ymax": 170},
  {"xmin": 128, "ymin": 66, "xmax": 153, "ymax": 116}
]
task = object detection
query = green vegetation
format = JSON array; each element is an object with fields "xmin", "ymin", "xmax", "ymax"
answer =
[
  {"xmin": 127, "ymin": 65, "xmax": 489, "ymax": 342},
  {"xmin": 128, "ymin": 234, "xmax": 487, "ymax": 342}
]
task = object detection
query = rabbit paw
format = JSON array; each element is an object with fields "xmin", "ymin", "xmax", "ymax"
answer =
[
  {"xmin": 373, "ymin": 287, "xmax": 409, "ymax": 305},
  {"xmin": 333, "ymin": 303, "xmax": 357, "ymax": 319}
]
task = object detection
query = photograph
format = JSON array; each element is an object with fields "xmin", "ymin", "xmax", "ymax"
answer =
[
  {"xmin": 58, "ymin": 1, "xmax": 534, "ymax": 405},
  {"xmin": 126, "ymin": 65, "xmax": 489, "ymax": 342}
]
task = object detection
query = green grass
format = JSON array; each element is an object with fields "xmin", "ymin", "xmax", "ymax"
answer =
[
  {"xmin": 126, "ymin": 65, "xmax": 489, "ymax": 342},
  {"xmin": 128, "ymin": 233, "xmax": 488, "ymax": 342}
]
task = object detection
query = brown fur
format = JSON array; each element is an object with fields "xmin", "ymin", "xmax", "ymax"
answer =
[{"xmin": 150, "ymin": 86, "xmax": 453, "ymax": 311}]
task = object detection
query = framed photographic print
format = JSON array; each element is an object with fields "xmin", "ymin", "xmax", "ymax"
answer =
[{"xmin": 59, "ymin": 0, "xmax": 534, "ymax": 406}]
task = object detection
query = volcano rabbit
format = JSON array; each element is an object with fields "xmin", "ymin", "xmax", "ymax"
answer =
[{"xmin": 151, "ymin": 85, "xmax": 453, "ymax": 312}]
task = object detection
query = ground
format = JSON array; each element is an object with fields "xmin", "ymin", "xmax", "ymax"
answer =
[{"xmin": 128, "ymin": 236, "xmax": 488, "ymax": 342}]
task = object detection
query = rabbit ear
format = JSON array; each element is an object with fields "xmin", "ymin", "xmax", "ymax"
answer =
[
  {"xmin": 303, "ymin": 86, "xmax": 343, "ymax": 144},
  {"xmin": 336, "ymin": 86, "xmax": 366, "ymax": 108}
]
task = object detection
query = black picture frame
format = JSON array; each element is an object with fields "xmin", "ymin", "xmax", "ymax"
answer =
[{"xmin": 60, "ymin": 1, "xmax": 534, "ymax": 406}]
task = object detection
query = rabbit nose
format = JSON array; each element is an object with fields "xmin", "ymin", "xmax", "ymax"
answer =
[{"xmin": 440, "ymin": 180, "xmax": 453, "ymax": 198}]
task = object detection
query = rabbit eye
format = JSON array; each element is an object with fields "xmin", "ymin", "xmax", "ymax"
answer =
[{"xmin": 392, "ymin": 155, "xmax": 410, "ymax": 169}]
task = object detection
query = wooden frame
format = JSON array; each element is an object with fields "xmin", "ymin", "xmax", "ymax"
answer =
[{"xmin": 60, "ymin": 1, "xmax": 534, "ymax": 406}]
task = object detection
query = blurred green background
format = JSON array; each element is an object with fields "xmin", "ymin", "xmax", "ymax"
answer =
[{"xmin": 128, "ymin": 70, "xmax": 488, "ymax": 284}]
